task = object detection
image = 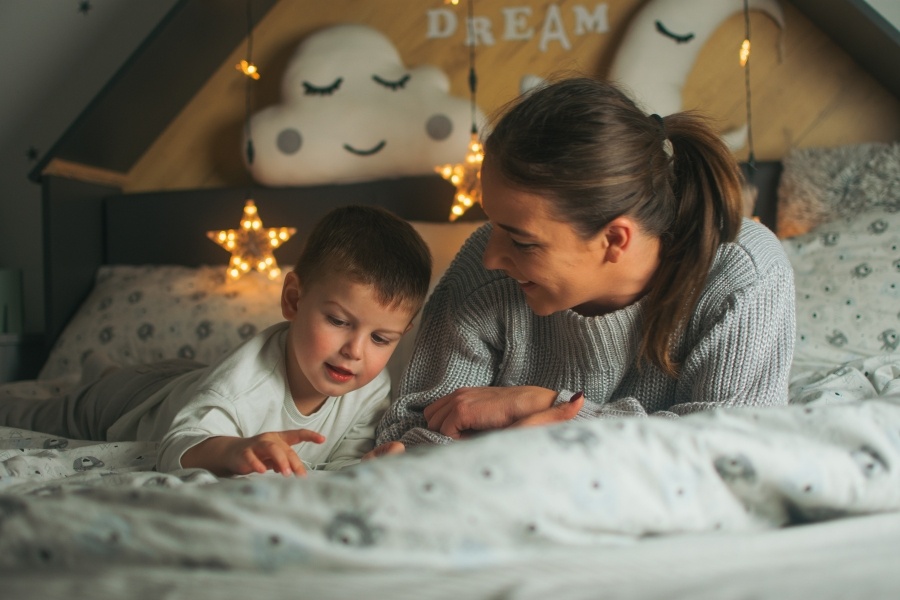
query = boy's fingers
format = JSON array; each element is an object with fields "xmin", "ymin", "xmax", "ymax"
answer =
[
  {"xmin": 362, "ymin": 441, "xmax": 405, "ymax": 460},
  {"xmin": 286, "ymin": 451, "xmax": 307, "ymax": 476},
  {"xmin": 243, "ymin": 451, "xmax": 269, "ymax": 475},
  {"xmin": 278, "ymin": 429, "xmax": 326, "ymax": 446}
]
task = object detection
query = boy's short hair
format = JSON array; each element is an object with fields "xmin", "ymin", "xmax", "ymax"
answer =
[{"xmin": 293, "ymin": 205, "xmax": 432, "ymax": 314}]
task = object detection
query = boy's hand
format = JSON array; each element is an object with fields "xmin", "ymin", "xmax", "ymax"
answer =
[
  {"xmin": 181, "ymin": 429, "xmax": 325, "ymax": 477},
  {"xmin": 362, "ymin": 440, "xmax": 406, "ymax": 461}
]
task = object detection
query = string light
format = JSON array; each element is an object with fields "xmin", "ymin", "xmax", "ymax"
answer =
[
  {"xmin": 436, "ymin": 0, "xmax": 483, "ymax": 222},
  {"xmin": 741, "ymin": 0, "xmax": 755, "ymax": 168},
  {"xmin": 209, "ymin": 5, "xmax": 295, "ymax": 280},
  {"xmin": 236, "ymin": 59, "xmax": 260, "ymax": 80},
  {"xmin": 207, "ymin": 200, "xmax": 296, "ymax": 281}
]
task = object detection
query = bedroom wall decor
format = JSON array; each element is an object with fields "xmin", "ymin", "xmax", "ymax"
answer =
[
  {"xmin": 436, "ymin": 0, "xmax": 485, "ymax": 222},
  {"xmin": 608, "ymin": 0, "xmax": 784, "ymax": 151},
  {"xmin": 206, "ymin": 200, "xmax": 296, "ymax": 281},
  {"xmin": 245, "ymin": 23, "xmax": 484, "ymax": 187}
]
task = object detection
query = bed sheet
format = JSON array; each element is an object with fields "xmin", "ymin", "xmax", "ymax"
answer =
[
  {"xmin": 3, "ymin": 509, "xmax": 900, "ymax": 600},
  {"xmin": 1, "ymin": 354, "xmax": 900, "ymax": 592}
]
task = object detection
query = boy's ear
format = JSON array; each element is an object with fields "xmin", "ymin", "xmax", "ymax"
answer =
[{"xmin": 281, "ymin": 271, "xmax": 302, "ymax": 320}]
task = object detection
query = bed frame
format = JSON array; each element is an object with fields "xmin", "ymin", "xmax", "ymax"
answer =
[{"xmin": 39, "ymin": 161, "xmax": 781, "ymax": 362}]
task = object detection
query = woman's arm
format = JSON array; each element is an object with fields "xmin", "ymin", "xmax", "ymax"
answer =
[{"xmin": 377, "ymin": 233, "xmax": 573, "ymax": 446}]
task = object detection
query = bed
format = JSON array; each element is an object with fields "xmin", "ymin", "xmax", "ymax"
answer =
[{"xmin": 2, "ymin": 143, "xmax": 900, "ymax": 598}]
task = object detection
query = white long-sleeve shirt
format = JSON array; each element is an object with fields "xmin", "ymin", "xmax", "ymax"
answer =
[
  {"xmin": 377, "ymin": 219, "xmax": 795, "ymax": 447},
  {"xmin": 107, "ymin": 322, "xmax": 390, "ymax": 472}
]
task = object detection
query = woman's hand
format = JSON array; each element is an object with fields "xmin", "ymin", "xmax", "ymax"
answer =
[
  {"xmin": 510, "ymin": 392, "xmax": 584, "ymax": 428},
  {"xmin": 422, "ymin": 386, "xmax": 562, "ymax": 439},
  {"xmin": 181, "ymin": 429, "xmax": 325, "ymax": 477}
]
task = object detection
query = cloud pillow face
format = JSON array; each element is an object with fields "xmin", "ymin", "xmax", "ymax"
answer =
[{"xmin": 247, "ymin": 24, "xmax": 482, "ymax": 186}]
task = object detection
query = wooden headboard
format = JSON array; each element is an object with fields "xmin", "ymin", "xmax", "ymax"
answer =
[{"xmin": 41, "ymin": 161, "xmax": 781, "ymax": 356}]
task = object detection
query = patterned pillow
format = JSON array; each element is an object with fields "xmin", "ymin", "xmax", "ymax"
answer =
[
  {"xmin": 776, "ymin": 142, "xmax": 900, "ymax": 239},
  {"xmin": 784, "ymin": 206, "xmax": 900, "ymax": 375},
  {"xmin": 38, "ymin": 265, "xmax": 285, "ymax": 380},
  {"xmin": 38, "ymin": 221, "xmax": 487, "ymax": 386}
]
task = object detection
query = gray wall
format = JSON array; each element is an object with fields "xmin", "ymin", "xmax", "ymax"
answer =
[{"xmin": 0, "ymin": 0, "xmax": 177, "ymax": 334}]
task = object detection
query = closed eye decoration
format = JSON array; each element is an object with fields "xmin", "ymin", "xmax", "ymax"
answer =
[
  {"xmin": 655, "ymin": 20, "xmax": 694, "ymax": 44},
  {"xmin": 303, "ymin": 77, "xmax": 343, "ymax": 96},
  {"xmin": 372, "ymin": 74, "xmax": 410, "ymax": 91}
]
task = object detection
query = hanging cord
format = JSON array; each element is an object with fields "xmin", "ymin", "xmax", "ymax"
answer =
[
  {"xmin": 742, "ymin": 0, "xmax": 755, "ymax": 170},
  {"xmin": 244, "ymin": 0, "xmax": 256, "ymax": 167},
  {"xmin": 468, "ymin": 0, "xmax": 478, "ymax": 136}
]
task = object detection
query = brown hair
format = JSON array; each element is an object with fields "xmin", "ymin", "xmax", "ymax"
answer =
[
  {"xmin": 293, "ymin": 205, "xmax": 432, "ymax": 315},
  {"xmin": 483, "ymin": 77, "xmax": 743, "ymax": 376}
]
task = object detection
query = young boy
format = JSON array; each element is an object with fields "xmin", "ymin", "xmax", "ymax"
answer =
[{"xmin": 0, "ymin": 205, "xmax": 432, "ymax": 476}]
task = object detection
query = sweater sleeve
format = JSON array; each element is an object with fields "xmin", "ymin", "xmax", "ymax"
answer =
[
  {"xmin": 376, "ymin": 239, "xmax": 505, "ymax": 447},
  {"xmin": 563, "ymin": 222, "xmax": 796, "ymax": 419},
  {"xmin": 666, "ymin": 258, "xmax": 796, "ymax": 415}
]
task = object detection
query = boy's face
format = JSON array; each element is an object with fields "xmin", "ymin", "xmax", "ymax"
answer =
[{"xmin": 281, "ymin": 272, "xmax": 415, "ymax": 403}]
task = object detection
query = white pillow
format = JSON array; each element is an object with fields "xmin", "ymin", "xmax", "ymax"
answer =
[
  {"xmin": 39, "ymin": 265, "xmax": 284, "ymax": 380},
  {"xmin": 783, "ymin": 206, "xmax": 900, "ymax": 375}
]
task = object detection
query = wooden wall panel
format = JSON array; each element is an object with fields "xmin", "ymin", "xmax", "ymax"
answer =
[{"xmin": 126, "ymin": 0, "xmax": 900, "ymax": 192}]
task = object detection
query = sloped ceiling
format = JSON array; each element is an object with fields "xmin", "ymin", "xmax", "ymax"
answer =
[
  {"xmin": 29, "ymin": 0, "xmax": 277, "ymax": 182},
  {"xmin": 29, "ymin": 0, "xmax": 899, "ymax": 183}
]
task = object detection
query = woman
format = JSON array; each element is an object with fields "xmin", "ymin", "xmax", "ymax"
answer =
[{"xmin": 374, "ymin": 76, "xmax": 795, "ymax": 451}]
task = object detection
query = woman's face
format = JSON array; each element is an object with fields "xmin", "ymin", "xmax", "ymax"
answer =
[{"xmin": 480, "ymin": 158, "xmax": 615, "ymax": 316}]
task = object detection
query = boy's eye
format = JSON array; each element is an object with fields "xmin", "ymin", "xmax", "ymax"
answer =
[
  {"xmin": 372, "ymin": 74, "xmax": 410, "ymax": 91},
  {"xmin": 371, "ymin": 333, "xmax": 391, "ymax": 346},
  {"xmin": 327, "ymin": 316, "xmax": 348, "ymax": 327},
  {"xmin": 303, "ymin": 78, "xmax": 343, "ymax": 96}
]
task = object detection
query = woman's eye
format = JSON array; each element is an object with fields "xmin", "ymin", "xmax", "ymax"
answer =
[
  {"xmin": 372, "ymin": 74, "xmax": 410, "ymax": 91},
  {"xmin": 511, "ymin": 239, "xmax": 537, "ymax": 251},
  {"xmin": 303, "ymin": 78, "xmax": 343, "ymax": 96}
]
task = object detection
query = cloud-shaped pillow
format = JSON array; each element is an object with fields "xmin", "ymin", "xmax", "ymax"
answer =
[{"xmin": 247, "ymin": 24, "xmax": 483, "ymax": 186}]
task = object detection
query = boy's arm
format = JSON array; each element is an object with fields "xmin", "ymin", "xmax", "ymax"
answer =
[{"xmin": 181, "ymin": 429, "xmax": 325, "ymax": 477}]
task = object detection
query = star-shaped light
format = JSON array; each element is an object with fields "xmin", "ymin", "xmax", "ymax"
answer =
[
  {"xmin": 436, "ymin": 131, "xmax": 483, "ymax": 221},
  {"xmin": 207, "ymin": 200, "xmax": 296, "ymax": 281}
]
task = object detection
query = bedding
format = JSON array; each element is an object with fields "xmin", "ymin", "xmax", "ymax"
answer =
[{"xmin": 3, "ymin": 161, "xmax": 900, "ymax": 597}]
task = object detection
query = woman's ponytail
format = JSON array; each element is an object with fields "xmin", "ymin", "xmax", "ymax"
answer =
[{"xmin": 639, "ymin": 111, "xmax": 744, "ymax": 376}]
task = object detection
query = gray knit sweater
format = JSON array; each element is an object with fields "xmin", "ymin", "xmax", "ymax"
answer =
[{"xmin": 377, "ymin": 219, "xmax": 795, "ymax": 447}]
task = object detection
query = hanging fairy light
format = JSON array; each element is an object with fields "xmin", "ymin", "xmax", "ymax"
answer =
[
  {"xmin": 436, "ymin": 0, "xmax": 483, "ymax": 222},
  {"xmin": 741, "ymin": 0, "xmax": 755, "ymax": 168},
  {"xmin": 208, "ymin": 2, "xmax": 295, "ymax": 281}
]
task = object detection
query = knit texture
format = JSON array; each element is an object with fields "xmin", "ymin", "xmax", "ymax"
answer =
[{"xmin": 377, "ymin": 219, "xmax": 796, "ymax": 446}]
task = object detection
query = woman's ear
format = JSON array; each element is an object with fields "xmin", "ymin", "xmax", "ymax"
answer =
[
  {"xmin": 281, "ymin": 271, "xmax": 302, "ymax": 320},
  {"xmin": 601, "ymin": 217, "xmax": 635, "ymax": 263}
]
